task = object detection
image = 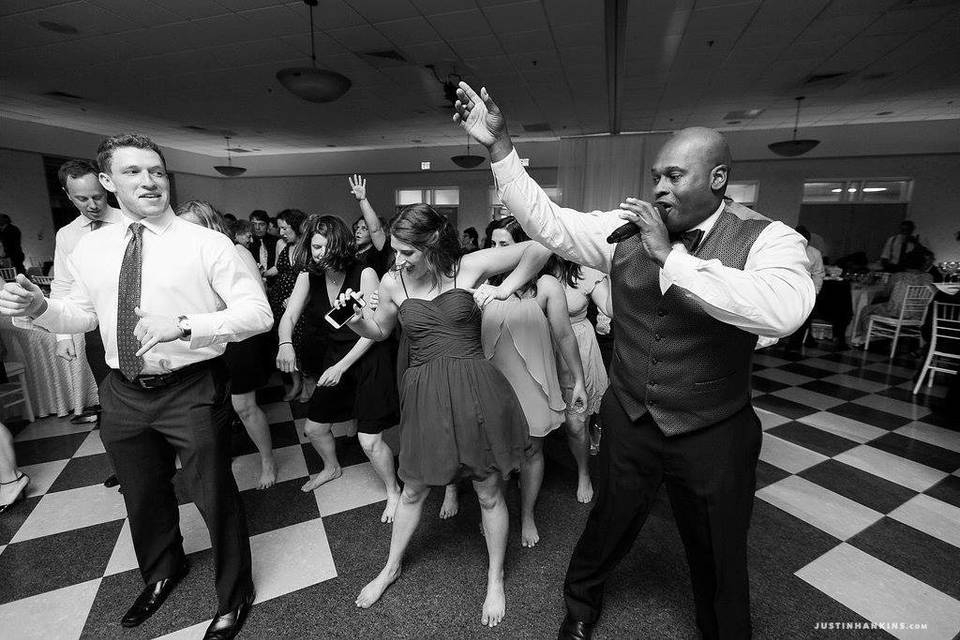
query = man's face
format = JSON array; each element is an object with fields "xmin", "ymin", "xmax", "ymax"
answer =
[
  {"xmin": 650, "ymin": 139, "xmax": 725, "ymax": 233},
  {"xmin": 99, "ymin": 147, "xmax": 169, "ymax": 219},
  {"xmin": 899, "ymin": 222, "xmax": 914, "ymax": 236},
  {"xmin": 64, "ymin": 173, "xmax": 109, "ymax": 221},
  {"xmin": 251, "ymin": 220, "xmax": 268, "ymax": 237}
]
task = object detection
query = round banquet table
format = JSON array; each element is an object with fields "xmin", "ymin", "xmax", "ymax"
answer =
[{"xmin": 0, "ymin": 317, "xmax": 99, "ymax": 418}]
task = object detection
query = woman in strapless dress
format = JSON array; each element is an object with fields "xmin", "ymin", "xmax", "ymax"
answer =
[{"xmin": 338, "ymin": 204, "xmax": 550, "ymax": 629}]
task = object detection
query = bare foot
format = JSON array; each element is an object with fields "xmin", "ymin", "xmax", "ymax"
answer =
[
  {"xmin": 300, "ymin": 467, "xmax": 342, "ymax": 492},
  {"xmin": 439, "ymin": 484, "xmax": 459, "ymax": 519},
  {"xmin": 282, "ymin": 380, "xmax": 301, "ymax": 402},
  {"xmin": 480, "ymin": 573, "xmax": 506, "ymax": 627},
  {"xmin": 577, "ymin": 475, "xmax": 594, "ymax": 503},
  {"xmin": 520, "ymin": 514, "xmax": 539, "ymax": 548},
  {"xmin": 355, "ymin": 564, "xmax": 400, "ymax": 608},
  {"xmin": 380, "ymin": 488, "xmax": 400, "ymax": 524},
  {"xmin": 257, "ymin": 458, "xmax": 277, "ymax": 490},
  {"xmin": 298, "ymin": 379, "xmax": 314, "ymax": 403}
]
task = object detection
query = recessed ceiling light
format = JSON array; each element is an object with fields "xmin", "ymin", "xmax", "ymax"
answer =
[
  {"xmin": 39, "ymin": 20, "xmax": 78, "ymax": 34},
  {"xmin": 862, "ymin": 187, "xmax": 887, "ymax": 192}
]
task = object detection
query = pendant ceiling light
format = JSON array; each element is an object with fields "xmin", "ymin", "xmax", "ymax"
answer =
[
  {"xmin": 213, "ymin": 135, "xmax": 247, "ymax": 177},
  {"xmin": 451, "ymin": 137, "xmax": 486, "ymax": 169},
  {"xmin": 276, "ymin": 0, "xmax": 351, "ymax": 103},
  {"xmin": 768, "ymin": 96, "xmax": 820, "ymax": 157}
]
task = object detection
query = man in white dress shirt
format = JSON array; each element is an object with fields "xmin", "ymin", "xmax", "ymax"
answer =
[
  {"xmin": 455, "ymin": 83, "xmax": 813, "ymax": 640},
  {"xmin": 0, "ymin": 134, "xmax": 272, "ymax": 640},
  {"xmin": 54, "ymin": 158, "xmax": 124, "ymax": 486}
]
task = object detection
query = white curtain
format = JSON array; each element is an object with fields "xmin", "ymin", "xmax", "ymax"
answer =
[{"xmin": 557, "ymin": 132, "xmax": 671, "ymax": 212}]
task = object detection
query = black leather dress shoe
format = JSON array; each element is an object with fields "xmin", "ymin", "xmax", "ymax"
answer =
[
  {"xmin": 558, "ymin": 615, "xmax": 595, "ymax": 640},
  {"xmin": 120, "ymin": 564, "xmax": 188, "ymax": 627},
  {"xmin": 203, "ymin": 597, "xmax": 253, "ymax": 640}
]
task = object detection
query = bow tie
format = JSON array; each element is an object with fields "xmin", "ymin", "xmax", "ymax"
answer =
[{"xmin": 669, "ymin": 228, "xmax": 704, "ymax": 253}]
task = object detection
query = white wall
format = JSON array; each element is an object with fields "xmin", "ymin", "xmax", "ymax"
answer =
[{"xmin": 0, "ymin": 148, "xmax": 54, "ymax": 262}]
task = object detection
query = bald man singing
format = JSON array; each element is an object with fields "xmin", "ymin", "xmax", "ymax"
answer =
[{"xmin": 455, "ymin": 84, "xmax": 814, "ymax": 640}]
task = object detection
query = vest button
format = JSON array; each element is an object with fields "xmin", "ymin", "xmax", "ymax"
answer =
[{"xmin": 654, "ymin": 334, "xmax": 662, "ymax": 341}]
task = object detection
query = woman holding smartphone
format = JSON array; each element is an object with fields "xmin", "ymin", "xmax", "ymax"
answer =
[
  {"xmin": 337, "ymin": 204, "xmax": 551, "ymax": 628},
  {"xmin": 276, "ymin": 215, "xmax": 401, "ymax": 522}
]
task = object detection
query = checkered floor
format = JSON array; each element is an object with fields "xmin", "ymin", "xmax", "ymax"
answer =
[{"xmin": 0, "ymin": 346, "xmax": 958, "ymax": 640}]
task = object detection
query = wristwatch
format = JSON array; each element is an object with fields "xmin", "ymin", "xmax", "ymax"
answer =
[{"xmin": 177, "ymin": 315, "xmax": 192, "ymax": 340}]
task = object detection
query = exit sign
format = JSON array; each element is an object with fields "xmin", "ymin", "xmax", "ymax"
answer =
[{"xmin": 420, "ymin": 161, "xmax": 431, "ymax": 170}]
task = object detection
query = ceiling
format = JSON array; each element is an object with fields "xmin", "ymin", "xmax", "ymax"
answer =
[{"xmin": 1, "ymin": 0, "xmax": 958, "ymax": 158}]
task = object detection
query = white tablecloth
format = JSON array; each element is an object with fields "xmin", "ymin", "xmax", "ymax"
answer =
[{"xmin": 1, "ymin": 318, "xmax": 99, "ymax": 418}]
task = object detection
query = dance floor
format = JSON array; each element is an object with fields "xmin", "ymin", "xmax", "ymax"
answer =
[{"xmin": 0, "ymin": 344, "xmax": 958, "ymax": 640}]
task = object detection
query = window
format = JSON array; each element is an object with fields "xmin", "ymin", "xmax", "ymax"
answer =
[
  {"xmin": 395, "ymin": 187, "xmax": 460, "ymax": 223},
  {"xmin": 489, "ymin": 185, "xmax": 559, "ymax": 219},
  {"xmin": 726, "ymin": 181, "xmax": 758, "ymax": 206},
  {"xmin": 802, "ymin": 178, "xmax": 913, "ymax": 204}
]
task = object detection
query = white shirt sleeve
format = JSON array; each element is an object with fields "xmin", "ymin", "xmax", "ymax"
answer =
[
  {"xmin": 492, "ymin": 148, "xmax": 618, "ymax": 274},
  {"xmin": 660, "ymin": 221, "xmax": 816, "ymax": 338},
  {"xmin": 33, "ymin": 252, "xmax": 99, "ymax": 335},
  {"xmin": 50, "ymin": 227, "xmax": 77, "ymax": 342},
  {"xmin": 187, "ymin": 237, "xmax": 274, "ymax": 348}
]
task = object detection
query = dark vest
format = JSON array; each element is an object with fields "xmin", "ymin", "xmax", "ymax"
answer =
[{"xmin": 609, "ymin": 200, "xmax": 771, "ymax": 436}]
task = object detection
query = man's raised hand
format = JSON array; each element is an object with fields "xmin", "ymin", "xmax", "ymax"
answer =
[{"xmin": 453, "ymin": 82, "xmax": 509, "ymax": 156}]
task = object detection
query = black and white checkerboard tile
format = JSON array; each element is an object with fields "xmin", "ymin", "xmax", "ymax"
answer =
[{"xmin": 0, "ymin": 347, "xmax": 958, "ymax": 639}]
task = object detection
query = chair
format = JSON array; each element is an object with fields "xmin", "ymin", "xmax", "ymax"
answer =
[
  {"xmin": 864, "ymin": 284, "xmax": 935, "ymax": 358},
  {"xmin": 0, "ymin": 267, "xmax": 16, "ymax": 282},
  {"xmin": 30, "ymin": 275, "xmax": 54, "ymax": 287},
  {"xmin": 913, "ymin": 302, "xmax": 960, "ymax": 394},
  {"xmin": 0, "ymin": 361, "xmax": 35, "ymax": 423}
]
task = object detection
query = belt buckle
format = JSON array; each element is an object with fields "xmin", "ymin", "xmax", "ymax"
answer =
[{"xmin": 137, "ymin": 374, "xmax": 167, "ymax": 389}]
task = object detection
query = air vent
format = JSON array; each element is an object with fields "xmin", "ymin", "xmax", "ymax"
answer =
[
  {"xmin": 43, "ymin": 90, "xmax": 84, "ymax": 101},
  {"xmin": 38, "ymin": 20, "xmax": 78, "ymax": 34},
  {"xmin": 521, "ymin": 122, "xmax": 552, "ymax": 132},
  {"xmin": 182, "ymin": 125, "xmax": 209, "ymax": 131},
  {"xmin": 362, "ymin": 49, "xmax": 408, "ymax": 63},
  {"xmin": 226, "ymin": 147, "xmax": 251, "ymax": 153},
  {"xmin": 723, "ymin": 109, "xmax": 763, "ymax": 120}
]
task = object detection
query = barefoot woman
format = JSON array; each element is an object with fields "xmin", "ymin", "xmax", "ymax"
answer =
[{"xmin": 342, "ymin": 204, "xmax": 545, "ymax": 627}]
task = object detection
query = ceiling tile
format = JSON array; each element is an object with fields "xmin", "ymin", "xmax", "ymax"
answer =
[
  {"xmin": 375, "ymin": 16, "xmax": 438, "ymax": 45},
  {"xmin": 482, "ymin": 0, "xmax": 548, "ymax": 35},
  {"xmin": 345, "ymin": 0, "xmax": 419, "ymax": 22}
]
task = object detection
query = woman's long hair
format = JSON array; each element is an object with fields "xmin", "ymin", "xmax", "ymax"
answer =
[
  {"xmin": 299, "ymin": 214, "xmax": 357, "ymax": 275},
  {"xmin": 277, "ymin": 208, "xmax": 308, "ymax": 266},
  {"xmin": 175, "ymin": 200, "xmax": 229, "ymax": 238},
  {"xmin": 545, "ymin": 254, "xmax": 583, "ymax": 288},
  {"xmin": 488, "ymin": 216, "xmax": 530, "ymax": 287},
  {"xmin": 389, "ymin": 203, "xmax": 461, "ymax": 288}
]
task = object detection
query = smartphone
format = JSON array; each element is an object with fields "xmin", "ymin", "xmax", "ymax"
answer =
[{"xmin": 324, "ymin": 291, "xmax": 365, "ymax": 329}]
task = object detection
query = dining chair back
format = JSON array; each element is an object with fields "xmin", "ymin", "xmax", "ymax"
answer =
[
  {"xmin": 913, "ymin": 302, "xmax": 960, "ymax": 394},
  {"xmin": 864, "ymin": 285, "xmax": 935, "ymax": 358},
  {"xmin": 0, "ymin": 267, "xmax": 17, "ymax": 282},
  {"xmin": 0, "ymin": 361, "xmax": 36, "ymax": 423}
]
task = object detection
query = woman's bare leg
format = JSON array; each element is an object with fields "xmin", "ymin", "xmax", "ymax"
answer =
[
  {"xmin": 439, "ymin": 482, "xmax": 459, "ymax": 519},
  {"xmin": 356, "ymin": 481, "xmax": 430, "ymax": 608},
  {"xmin": 232, "ymin": 391, "xmax": 276, "ymax": 489},
  {"xmin": 473, "ymin": 474, "xmax": 508, "ymax": 627},
  {"xmin": 519, "ymin": 436, "xmax": 545, "ymax": 547},
  {"xmin": 358, "ymin": 432, "xmax": 401, "ymax": 523},
  {"xmin": 565, "ymin": 411, "xmax": 593, "ymax": 503},
  {"xmin": 300, "ymin": 419, "xmax": 342, "ymax": 492}
]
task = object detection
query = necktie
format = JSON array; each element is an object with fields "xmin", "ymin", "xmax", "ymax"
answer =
[
  {"xmin": 117, "ymin": 223, "xmax": 144, "ymax": 380},
  {"xmin": 670, "ymin": 229, "xmax": 704, "ymax": 253},
  {"xmin": 89, "ymin": 220, "xmax": 104, "ymax": 232}
]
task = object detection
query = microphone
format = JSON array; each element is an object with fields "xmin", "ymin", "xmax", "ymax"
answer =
[{"xmin": 606, "ymin": 202, "xmax": 668, "ymax": 244}]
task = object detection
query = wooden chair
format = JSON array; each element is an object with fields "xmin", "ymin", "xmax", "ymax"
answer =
[
  {"xmin": 913, "ymin": 302, "xmax": 960, "ymax": 394},
  {"xmin": 0, "ymin": 267, "xmax": 16, "ymax": 282},
  {"xmin": 864, "ymin": 284, "xmax": 935, "ymax": 358},
  {"xmin": 30, "ymin": 275, "xmax": 54, "ymax": 287},
  {"xmin": 0, "ymin": 361, "xmax": 35, "ymax": 423}
]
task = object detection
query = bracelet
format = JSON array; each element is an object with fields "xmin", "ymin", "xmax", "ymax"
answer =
[{"xmin": 278, "ymin": 341, "xmax": 293, "ymax": 347}]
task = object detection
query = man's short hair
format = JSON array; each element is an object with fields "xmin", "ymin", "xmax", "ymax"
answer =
[
  {"xmin": 57, "ymin": 159, "xmax": 99, "ymax": 190},
  {"xmin": 900, "ymin": 220, "xmax": 915, "ymax": 232},
  {"xmin": 795, "ymin": 225, "xmax": 811, "ymax": 242},
  {"xmin": 249, "ymin": 210, "xmax": 269, "ymax": 223},
  {"xmin": 97, "ymin": 133, "xmax": 166, "ymax": 174}
]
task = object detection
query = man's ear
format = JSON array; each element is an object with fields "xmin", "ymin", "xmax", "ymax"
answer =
[
  {"xmin": 98, "ymin": 172, "xmax": 116, "ymax": 194},
  {"xmin": 711, "ymin": 164, "xmax": 729, "ymax": 192}
]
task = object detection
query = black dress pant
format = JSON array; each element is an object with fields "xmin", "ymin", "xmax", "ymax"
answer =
[
  {"xmin": 83, "ymin": 328, "xmax": 111, "ymax": 384},
  {"xmin": 563, "ymin": 388, "xmax": 762, "ymax": 640},
  {"xmin": 99, "ymin": 359, "xmax": 254, "ymax": 612}
]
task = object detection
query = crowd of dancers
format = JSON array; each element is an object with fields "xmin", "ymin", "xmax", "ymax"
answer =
[{"xmin": 0, "ymin": 80, "xmax": 816, "ymax": 640}]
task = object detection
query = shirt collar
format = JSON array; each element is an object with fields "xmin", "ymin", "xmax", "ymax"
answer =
[
  {"xmin": 119, "ymin": 208, "xmax": 175, "ymax": 235},
  {"xmin": 689, "ymin": 200, "xmax": 726, "ymax": 236},
  {"xmin": 81, "ymin": 207, "xmax": 122, "ymax": 228}
]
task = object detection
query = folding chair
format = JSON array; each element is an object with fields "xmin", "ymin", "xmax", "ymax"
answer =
[
  {"xmin": 913, "ymin": 302, "xmax": 960, "ymax": 394},
  {"xmin": 0, "ymin": 361, "xmax": 35, "ymax": 423},
  {"xmin": 864, "ymin": 285, "xmax": 935, "ymax": 358}
]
